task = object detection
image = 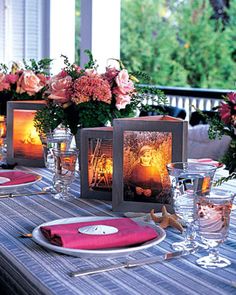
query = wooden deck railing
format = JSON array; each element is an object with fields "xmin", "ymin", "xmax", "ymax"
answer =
[{"xmin": 139, "ymin": 85, "xmax": 233, "ymax": 120}]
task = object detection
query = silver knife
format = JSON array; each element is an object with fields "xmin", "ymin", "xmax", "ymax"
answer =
[
  {"xmin": 0, "ymin": 191, "xmax": 52, "ymax": 199},
  {"xmin": 70, "ymin": 250, "xmax": 191, "ymax": 277}
]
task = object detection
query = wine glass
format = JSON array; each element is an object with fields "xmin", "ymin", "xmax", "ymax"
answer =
[
  {"xmin": 40, "ymin": 131, "xmax": 73, "ymax": 192},
  {"xmin": 195, "ymin": 188, "xmax": 235, "ymax": 268},
  {"xmin": 52, "ymin": 148, "xmax": 79, "ymax": 200},
  {"xmin": 167, "ymin": 162, "xmax": 217, "ymax": 251}
]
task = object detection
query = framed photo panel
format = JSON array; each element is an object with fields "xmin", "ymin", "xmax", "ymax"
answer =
[
  {"xmin": 80, "ymin": 127, "xmax": 113, "ymax": 200},
  {"xmin": 6, "ymin": 100, "xmax": 46, "ymax": 167},
  {"xmin": 112, "ymin": 116, "xmax": 188, "ymax": 213}
]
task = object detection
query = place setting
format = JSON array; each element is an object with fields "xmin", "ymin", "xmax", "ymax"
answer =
[
  {"xmin": 17, "ymin": 159, "xmax": 234, "ymax": 279},
  {"xmin": 0, "ymin": 169, "xmax": 42, "ymax": 196}
]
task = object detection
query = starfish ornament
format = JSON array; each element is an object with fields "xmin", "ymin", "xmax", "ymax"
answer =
[{"xmin": 150, "ymin": 206, "xmax": 183, "ymax": 233}]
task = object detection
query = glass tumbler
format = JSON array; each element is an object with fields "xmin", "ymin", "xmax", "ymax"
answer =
[
  {"xmin": 195, "ymin": 188, "xmax": 235, "ymax": 268},
  {"xmin": 167, "ymin": 162, "xmax": 217, "ymax": 251},
  {"xmin": 40, "ymin": 131, "xmax": 73, "ymax": 192},
  {"xmin": 53, "ymin": 148, "xmax": 79, "ymax": 200}
]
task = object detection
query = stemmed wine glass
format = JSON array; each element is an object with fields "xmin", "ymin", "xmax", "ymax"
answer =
[
  {"xmin": 195, "ymin": 188, "xmax": 235, "ymax": 268},
  {"xmin": 167, "ymin": 162, "xmax": 217, "ymax": 251},
  {"xmin": 52, "ymin": 148, "xmax": 79, "ymax": 200}
]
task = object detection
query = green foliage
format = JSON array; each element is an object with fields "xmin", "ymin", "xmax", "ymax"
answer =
[
  {"xmin": 120, "ymin": 0, "xmax": 236, "ymax": 89},
  {"xmin": 23, "ymin": 58, "xmax": 53, "ymax": 74},
  {"xmin": 33, "ymin": 103, "xmax": 66, "ymax": 135},
  {"xmin": 213, "ymin": 172, "xmax": 236, "ymax": 186}
]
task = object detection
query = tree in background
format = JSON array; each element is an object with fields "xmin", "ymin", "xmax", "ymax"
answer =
[
  {"xmin": 120, "ymin": 0, "xmax": 236, "ymax": 89},
  {"xmin": 120, "ymin": 0, "xmax": 188, "ymax": 86}
]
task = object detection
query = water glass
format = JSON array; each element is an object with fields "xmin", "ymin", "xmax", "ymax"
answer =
[
  {"xmin": 53, "ymin": 148, "xmax": 79, "ymax": 200},
  {"xmin": 41, "ymin": 132, "xmax": 73, "ymax": 170},
  {"xmin": 195, "ymin": 188, "xmax": 235, "ymax": 268},
  {"xmin": 167, "ymin": 162, "xmax": 217, "ymax": 251}
]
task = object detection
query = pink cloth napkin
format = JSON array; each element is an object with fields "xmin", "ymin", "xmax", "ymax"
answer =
[
  {"xmin": 0, "ymin": 171, "xmax": 38, "ymax": 186},
  {"xmin": 40, "ymin": 218, "xmax": 158, "ymax": 249},
  {"xmin": 189, "ymin": 158, "xmax": 222, "ymax": 168}
]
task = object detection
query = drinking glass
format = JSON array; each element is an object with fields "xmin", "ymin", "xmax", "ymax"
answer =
[
  {"xmin": 52, "ymin": 148, "xmax": 79, "ymax": 200},
  {"xmin": 167, "ymin": 162, "xmax": 217, "ymax": 251},
  {"xmin": 195, "ymin": 188, "xmax": 235, "ymax": 268},
  {"xmin": 40, "ymin": 131, "xmax": 73, "ymax": 192}
]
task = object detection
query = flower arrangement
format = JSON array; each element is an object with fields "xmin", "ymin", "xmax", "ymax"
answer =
[
  {"xmin": 207, "ymin": 92, "xmax": 236, "ymax": 183},
  {"xmin": 0, "ymin": 58, "xmax": 52, "ymax": 115},
  {"xmin": 34, "ymin": 51, "xmax": 167, "ymax": 135}
]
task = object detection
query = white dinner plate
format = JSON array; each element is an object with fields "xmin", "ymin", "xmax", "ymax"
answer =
[
  {"xmin": 0, "ymin": 170, "xmax": 42, "ymax": 193},
  {"xmin": 32, "ymin": 216, "xmax": 166, "ymax": 258}
]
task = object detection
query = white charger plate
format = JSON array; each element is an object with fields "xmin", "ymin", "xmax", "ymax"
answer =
[
  {"xmin": 0, "ymin": 170, "xmax": 42, "ymax": 193},
  {"xmin": 32, "ymin": 216, "xmax": 166, "ymax": 258}
]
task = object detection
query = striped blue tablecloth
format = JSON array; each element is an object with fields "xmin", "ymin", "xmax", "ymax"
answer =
[{"xmin": 0, "ymin": 167, "xmax": 235, "ymax": 295}]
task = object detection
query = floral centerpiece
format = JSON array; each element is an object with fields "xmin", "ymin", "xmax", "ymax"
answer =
[
  {"xmin": 0, "ymin": 58, "xmax": 52, "ymax": 116},
  {"xmin": 34, "ymin": 51, "xmax": 167, "ymax": 135},
  {"xmin": 207, "ymin": 92, "xmax": 236, "ymax": 183}
]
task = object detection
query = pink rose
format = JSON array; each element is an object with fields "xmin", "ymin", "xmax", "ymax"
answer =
[
  {"xmin": 16, "ymin": 70, "xmax": 45, "ymax": 96},
  {"xmin": 114, "ymin": 69, "xmax": 134, "ymax": 95},
  {"xmin": 115, "ymin": 94, "xmax": 131, "ymax": 110},
  {"xmin": 0, "ymin": 73, "xmax": 10, "ymax": 91},
  {"xmin": 47, "ymin": 74, "xmax": 73, "ymax": 103},
  {"xmin": 37, "ymin": 73, "xmax": 47, "ymax": 86},
  {"xmin": 103, "ymin": 67, "xmax": 119, "ymax": 84},
  {"xmin": 219, "ymin": 102, "xmax": 231, "ymax": 124}
]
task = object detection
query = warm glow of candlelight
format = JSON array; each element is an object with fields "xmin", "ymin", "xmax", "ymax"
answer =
[{"xmin": 13, "ymin": 110, "xmax": 43, "ymax": 159}]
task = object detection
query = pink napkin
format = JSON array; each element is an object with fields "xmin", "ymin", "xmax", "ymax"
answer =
[
  {"xmin": 189, "ymin": 158, "xmax": 222, "ymax": 168},
  {"xmin": 40, "ymin": 218, "xmax": 158, "ymax": 249},
  {"xmin": 0, "ymin": 171, "xmax": 38, "ymax": 186}
]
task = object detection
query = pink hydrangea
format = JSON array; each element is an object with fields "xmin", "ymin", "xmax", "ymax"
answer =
[{"xmin": 72, "ymin": 74, "xmax": 112, "ymax": 105}]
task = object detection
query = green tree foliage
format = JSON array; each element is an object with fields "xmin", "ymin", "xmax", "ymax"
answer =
[{"xmin": 120, "ymin": 0, "xmax": 236, "ymax": 89}]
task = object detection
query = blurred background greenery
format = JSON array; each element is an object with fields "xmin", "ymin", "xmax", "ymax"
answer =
[{"xmin": 75, "ymin": 0, "xmax": 236, "ymax": 89}]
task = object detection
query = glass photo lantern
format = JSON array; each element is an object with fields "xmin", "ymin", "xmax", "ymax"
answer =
[
  {"xmin": 112, "ymin": 116, "xmax": 188, "ymax": 213},
  {"xmin": 80, "ymin": 127, "xmax": 113, "ymax": 200},
  {"xmin": 6, "ymin": 100, "xmax": 46, "ymax": 167}
]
